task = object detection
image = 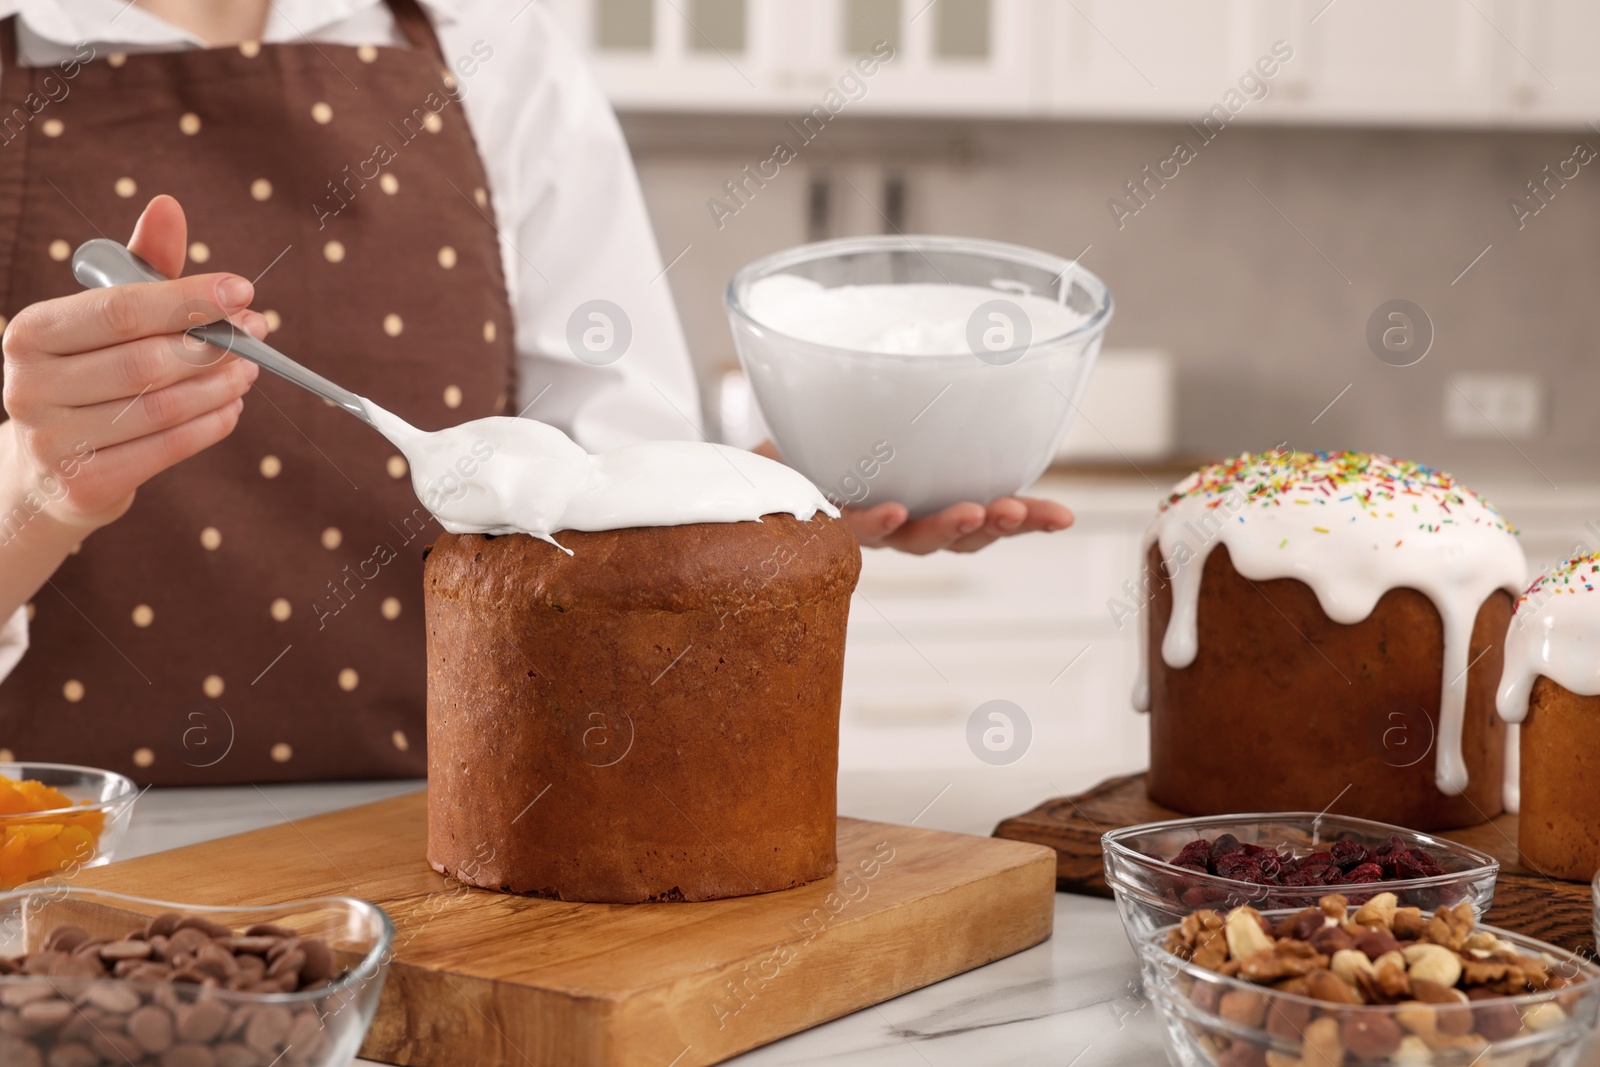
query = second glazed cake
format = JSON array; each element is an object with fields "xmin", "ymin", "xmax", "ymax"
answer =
[
  {"xmin": 1137, "ymin": 451, "xmax": 1526, "ymax": 831},
  {"xmin": 424, "ymin": 513, "xmax": 861, "ymax": 903},
  {"xmin": 1499, "ymin": 552, "xmax": 1600, "ymax": 880}
]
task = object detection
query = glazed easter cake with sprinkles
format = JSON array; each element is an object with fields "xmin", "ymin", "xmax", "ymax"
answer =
[
  {"xmin": 1136, "ymin": 451, "xmax": 1526, "ymax": 831},
  {"xmin": 1497, "ymin": 551, "xmax": 1600, "ymax": 879}
]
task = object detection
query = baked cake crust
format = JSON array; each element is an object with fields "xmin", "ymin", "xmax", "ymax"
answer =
[
  {"xmin": 1146, "ymin": 543, "xmax": 1509, "ymax": 831},
  {"xmin": 1517, "ymin": 677, "xmax": 1600, "ymax": 880},
  {"xmin": 424, "ymin": 513, "xmax": 861, "ymax": 902}
]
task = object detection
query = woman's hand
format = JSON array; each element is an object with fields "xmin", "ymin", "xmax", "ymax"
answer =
[
  {"xmin": 840, "ymin": 497, "xmax": 1073, "ymax": 554},
  {"xmin": 0, "ymin": 195, "xmax": 266, "ymax": 534}
]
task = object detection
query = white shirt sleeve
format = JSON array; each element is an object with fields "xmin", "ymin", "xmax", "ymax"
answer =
[
  {"xmin": 0, "ymin": 606, "xmax": 28, "ymax": 681},
  {"xmin": 439, "ymin": 6, "xmax": 705, "ymax": 453}
]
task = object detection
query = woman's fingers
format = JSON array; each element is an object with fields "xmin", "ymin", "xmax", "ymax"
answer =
[
  {"xmin": 944, "ymin": 498, "xmax": 1075, "ymax": 552},
  {"xmin": 127, "ymin": 195, "xmax": 190, "ymax": 280},
  {"xmin": 68, "ymin": 359, "xmax": 259, "ymax": 452},
  {"xmin": 874, "ymin": 502, "xmax": 987, "ymax": 555},
  {"xmin": 842, "ymin": 496, "xmax": 1074, "ymax": 553},
  {"xmin": 14, "ymin": 311, "xmax": 265, "ymax": 409},
  {"xmin": 66, "ymin": 398, "xmax": 247, "ymax": 512},
  {"xmin": 838, "ymin": 501, "xmax": 909, "ymax": 546},
  {"xmin": 4, "ymin": 272, "xmax": 254, "ymax": 361}
]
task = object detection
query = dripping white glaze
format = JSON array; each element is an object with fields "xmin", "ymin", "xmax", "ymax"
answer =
[
  {"xmin": 361, "ymin": 399, "xmax": 837, "ymax": 545},
  {"xmin": 1131, "ymin": 452, "xmax": 1526, "ymax": 798},
  {"xmin": 1496, "ymin": 553, "xmax": 1600, "ymax": 811}
]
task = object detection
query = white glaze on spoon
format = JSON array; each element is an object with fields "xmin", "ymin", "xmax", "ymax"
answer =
[
  {"xmin": 1131, "ymin": 451, "xmax": 1526, "ymax": 798},
  {"xmin": 1496, "ymin": 553, "xmax": 1600, "ymax": 811},
  {"xmin": 361, "ymin": 399, "xmax": 837, "ymax": 546}
]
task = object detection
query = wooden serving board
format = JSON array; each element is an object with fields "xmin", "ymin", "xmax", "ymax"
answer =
[
  {"xmin": 71, "ymin": 791, "xmax": 1055, "ymax": 1067},
  {"xmin": 993, "ymin": 772, "xmax": 1596, "ymax": 956}
]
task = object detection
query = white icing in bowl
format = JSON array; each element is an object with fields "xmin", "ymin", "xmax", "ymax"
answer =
[
  {"xmin": 1134, "ymin": 451, "xmax": 1526, "ymax": 799},
  {"xmin": 742, "ymin": 276, "xmax": 1090, "ymax": 356},
  {"xmin": 361, "ymin": 400, "xmax": 836, "ymax": 545}
]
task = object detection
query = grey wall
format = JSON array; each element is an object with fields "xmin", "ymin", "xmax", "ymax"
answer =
[{"xmin": 621, "ymin": 112, "xmax": 1600, "ymax": 485}]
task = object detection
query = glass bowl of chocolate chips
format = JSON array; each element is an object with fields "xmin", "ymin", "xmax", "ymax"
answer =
[
  {"xmin": 1103, "ymin": 812, "xmax": 1499, "ymax": 946},
  {"xmin": 1139, "ymin": 892, "xmax": 1600, "ymax": 1067},
  {"xmin": 0, "ymin": 887, "xmax": 394, "ymax": 1067}
]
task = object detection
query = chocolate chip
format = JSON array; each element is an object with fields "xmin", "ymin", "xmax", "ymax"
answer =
[
  {"xmin": 20, "ymin": 953, "xmax": 63, "ymax": 977},
  {"xmin": 241, "ymin": 925, "xmax": 294, "ymax": 940},
  {"xmin": 219, "ymin": 937, "xmax": 277, "ymax": 957},
  {"xmin": 89, "ymin": 1028, "xmax": 143, "ymax": 1063},
  {"xmin": 16, "ymin": 1000, "xmax": 71, "ymax": 1030},
  {"xmin": 297, "ymin": 939, "xmax": 334, "ymax": 988},
  {"xmin": 176, "ymin": 999, "xmax": 229, "ymax": 1044},
  {"xmin": 242, "ymin": 1004, "xmax": 291, "ymax": 1056},
  {"xmin": 45, "ymin": 1041, "xmax": 98, "ymax": 1067},
  {"xmin": 265, "ymin": 949, "xmax": 304, "ymax": 986},
  {"xmin": 0, "ymin": 984, "xmax": 56, "ymax": 1009},
  {"xmin": 161, "ymin": 1042, "xmax": 219, "ymax": 1067},
  {"xmin": 100, "ymin": 940, "xmax": 154, "ymax": 963},
  {"xmin": 0, "ymin": 1034, "xmax": 42, "ymax": 1067},
  {"xmin": 145, "ymin": 913, "xmax": 183, "ymax": 940},
  {"xmin": 167, "ymin": 929, "xmax": 212, "ymax": 959},
  {"xmin": 173, "ymin": 918, "xmax": 233, "ymax": 941},
  {"xmin": 287, "ymin": 1009, "xmax": 325, "ymax": 1059},
  {"xmin": 212, "ymin": 1043, "xmax": 262, "ymax": 1067},
  {"xmin": 81, "ymin": 981, "xmax": 141, "ymax": 1014},
  {"xmin": 128, "ymin": 1004, "xmax": 175, "ymax": 1053},
  {"xmin": 41, "ymin": 928, "xmax": 88, "ymax": 955}
]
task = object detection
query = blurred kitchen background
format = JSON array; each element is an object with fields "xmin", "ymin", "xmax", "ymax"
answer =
[{"xmin": 543, "ymin": 0, "xmax": 1600, "ymax": 814}]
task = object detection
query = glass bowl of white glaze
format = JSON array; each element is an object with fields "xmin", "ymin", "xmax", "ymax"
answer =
[{"xmin": 725, "ymin": 235, "xmax": 1113, "ymax": 516}]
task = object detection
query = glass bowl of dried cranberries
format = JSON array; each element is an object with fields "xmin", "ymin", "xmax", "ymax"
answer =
[{"xmin": 1103, "ymin": 812, "xmax": 1498, "ymax": 945}]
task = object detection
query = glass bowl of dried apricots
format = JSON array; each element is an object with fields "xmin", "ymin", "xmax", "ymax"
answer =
[{"xmin": 0, "ymin": 763, "xmax": 137, "ymax": 889}]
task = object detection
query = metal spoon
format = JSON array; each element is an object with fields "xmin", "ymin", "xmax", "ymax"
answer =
[{"xmin": 71, "ymin": 238, "xmax": 385, "ymax": 431}]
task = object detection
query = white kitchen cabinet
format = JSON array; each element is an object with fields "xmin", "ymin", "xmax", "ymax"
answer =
[
  {"xmin": 1047, "ymin": 0, "xmax": 1240, "ymax": 120},
  {"xmin": 545, "ymin": 0, "xmax": 1600, "ymax": 128},
  {"xmin": 544, "ymin": 0, "xmax": 1038, "ymax": 115}
]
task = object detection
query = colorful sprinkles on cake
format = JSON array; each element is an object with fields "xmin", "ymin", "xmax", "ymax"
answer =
[
  {"xmin": 1516, "ymin": 550, "xmax": 1600, "ymax": 612},
  {"xmin": 1159, "ymin": 450, "xmax": 1515, "ymax": 542}
]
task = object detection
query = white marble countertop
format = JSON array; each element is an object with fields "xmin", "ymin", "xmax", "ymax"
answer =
[{"xmin": 118, "ymin": 768, "xmax": 1170, "ymax": 1066}]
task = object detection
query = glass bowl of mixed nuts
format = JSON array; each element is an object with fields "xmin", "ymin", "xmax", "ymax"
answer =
[
  {"xmin": 1138, "ymin": 890, "xmax": 1600, "ymax": 1066},
  {"xmin": 1104, "ymin": 812, "xmax": 1499, "ymax": 944},
  {"xmin": 0, "ymin": 887, "xmax": 394, "ymax": 1067}
]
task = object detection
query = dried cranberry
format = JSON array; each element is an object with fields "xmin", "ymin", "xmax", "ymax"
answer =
[
  {"xmin": 1330, "ymin": 840, "xmax": 1370, "ymax": 871},
  {"xmin": 1239, "ymin": 842, "xmax": 1266, "ymax": 857},
  {"xmin": 1180, "ymin": 885, "xmax": 1212, "ymax": 908},
  {"xmin": 1343, "ymin": 862, "xmax": 1385, "ymax": 884},
  {"xmin": 1393, "ymin": 849, "xmax": 1445, "ymax": 880},
  {"xmin": 1173, "ymin": 840, "xmax": 1213, "ymax": 869},
  {"xmin": 1215, "ymin": 853, "xmax": 1266, "ymax": 883},
  {"xmin": 1175, "ymin": 863, "xmax": 1209, "ymax": 875},
  {"xmin": 1372, "ymin": 834, "xmax": 1407, "ymax": 861},
  {"xmin": 1209, "ymin": 834, "xmax": 1244, "ymax": 864},
  {"xmin": 1256, "ymin": 854, "xmax": 1282, "ymax": 881}
]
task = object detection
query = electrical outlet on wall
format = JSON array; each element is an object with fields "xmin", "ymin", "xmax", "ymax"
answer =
[{"xmin": 1444, "ymin": 374, "xmax": 1545, "ymax": 440}]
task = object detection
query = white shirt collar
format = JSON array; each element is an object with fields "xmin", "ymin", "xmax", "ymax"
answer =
[{"xmin": 0, "ymin": 0, "xmax": 473, "ymax": 49}]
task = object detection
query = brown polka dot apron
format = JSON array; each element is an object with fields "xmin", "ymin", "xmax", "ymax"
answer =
[{"xmin": 0, "ymin": 0, "xmax": 514, "ymax": 784}]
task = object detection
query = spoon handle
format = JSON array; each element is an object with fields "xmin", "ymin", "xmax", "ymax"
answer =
[{"xmin": 71, "ymin": 239, "xmax": 375, "ymax": 428}]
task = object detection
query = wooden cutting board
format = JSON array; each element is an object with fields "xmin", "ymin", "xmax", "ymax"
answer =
[
  {"xmin": 993, "ymin": 772, "xmax": 1596, "ymax": 956},
  {"xmin": 70, "ymin": 790, "xmax": 1055, "ymax": 1067}
]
